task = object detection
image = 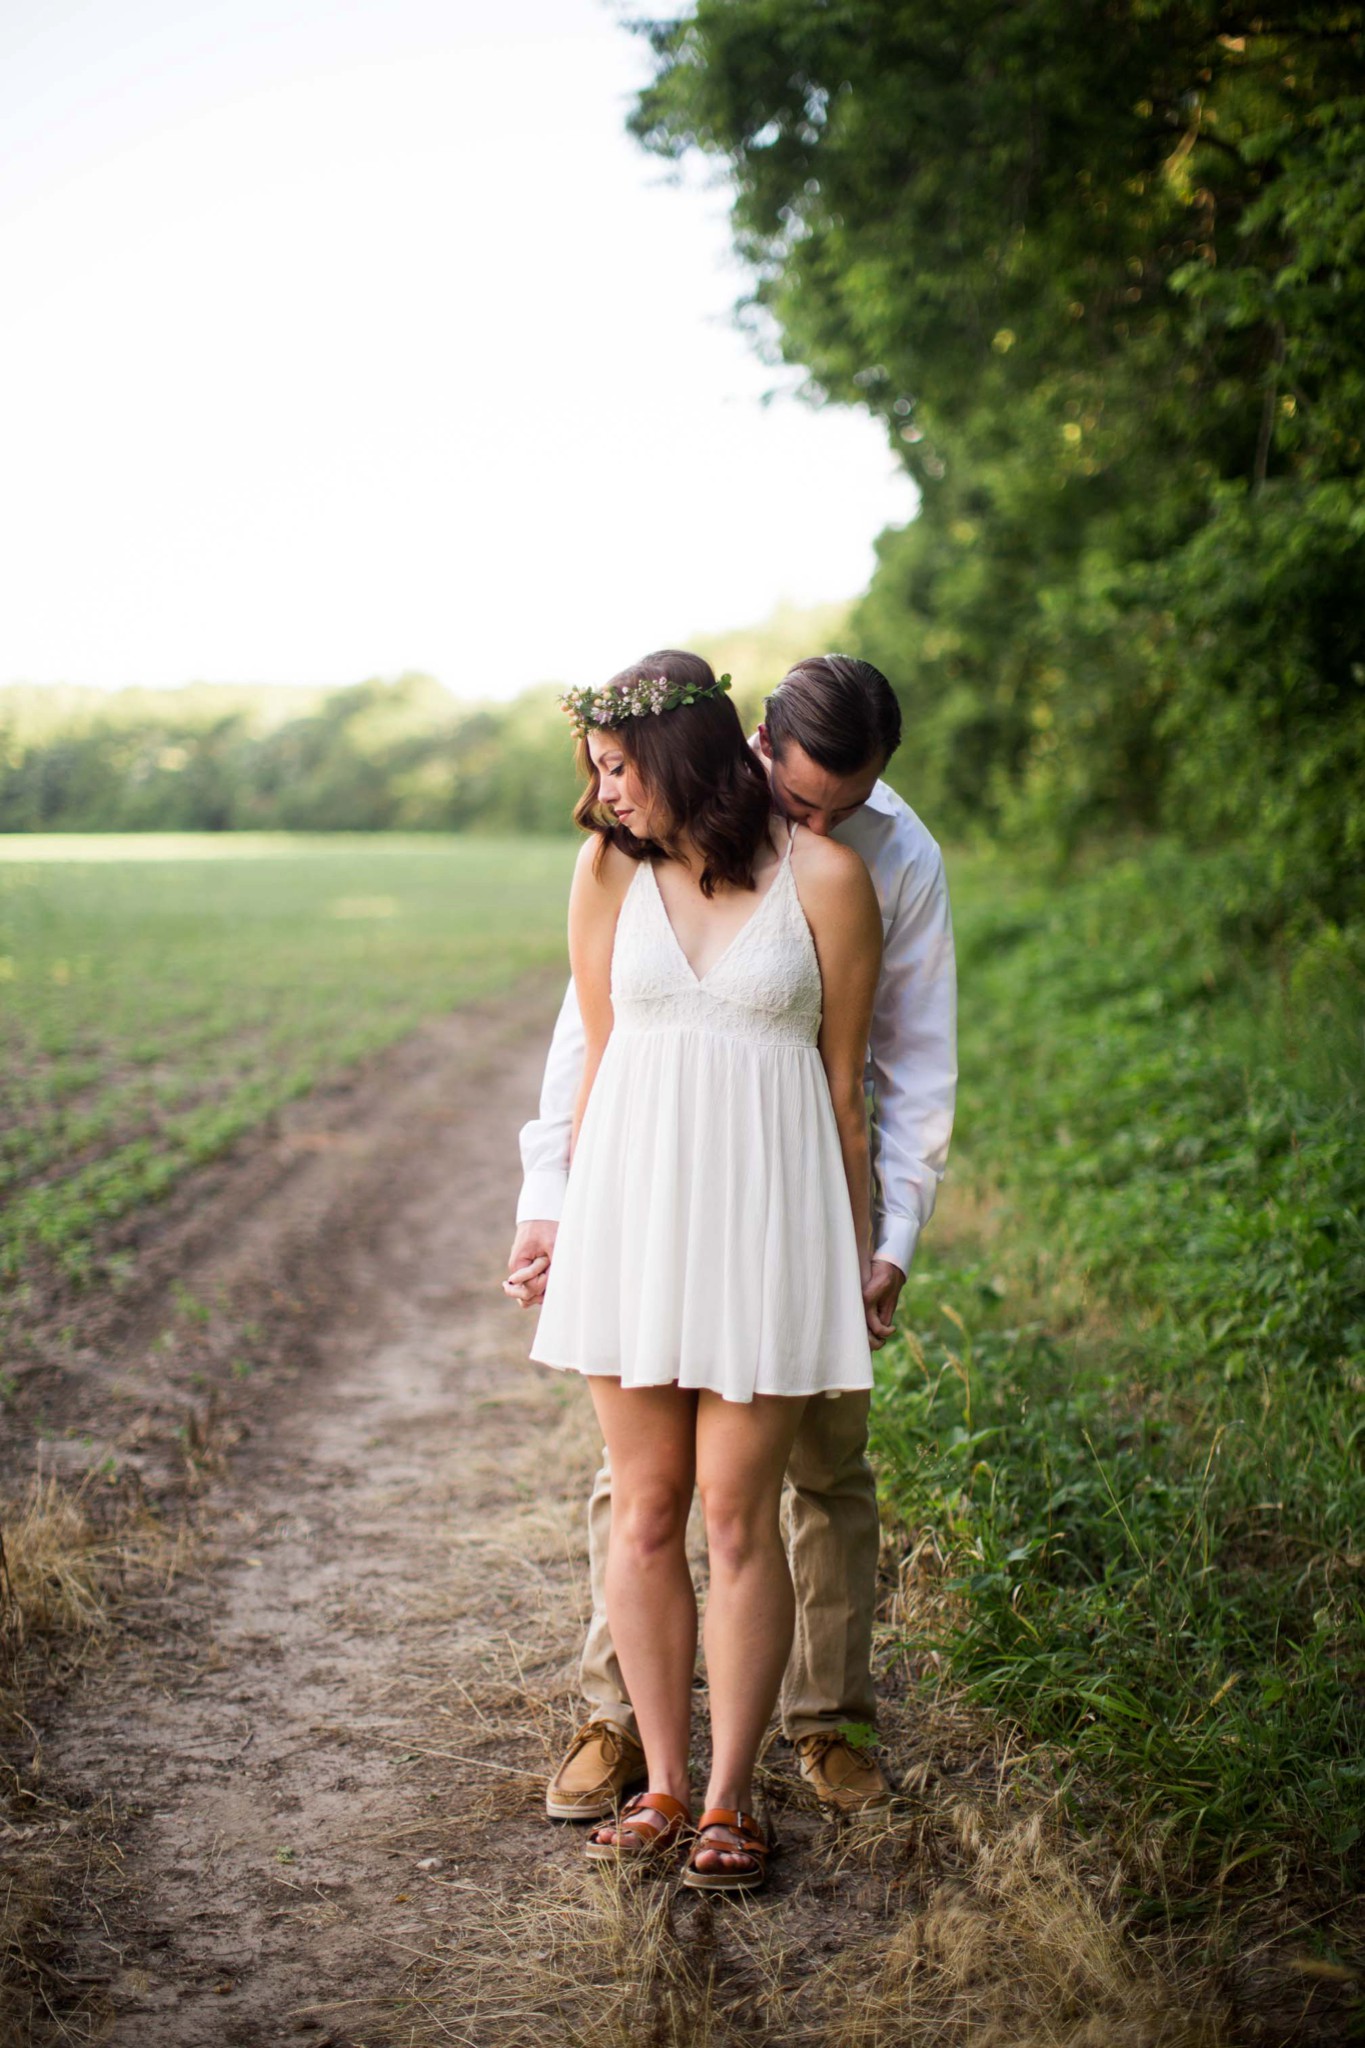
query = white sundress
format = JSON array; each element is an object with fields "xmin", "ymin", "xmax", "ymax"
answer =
[{"xmin": 529, "ymin": 825, "xmax": 873, "ymax": 1403}]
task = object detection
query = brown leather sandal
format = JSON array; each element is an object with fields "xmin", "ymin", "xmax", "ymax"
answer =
[
  {"xmin": 681, "ymin": 1807, "xmax": 771, "ymax": 1892},
  {"xmin": 583, "ymin": 1791, "xmax": 691, "ymax": 1866}
]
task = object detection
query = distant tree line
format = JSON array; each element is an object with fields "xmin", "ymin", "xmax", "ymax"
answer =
[
  {"xmin": 633, "ymin": 1, "xmax": 1365, "ymax": 925},
  {"xmin": 0, "ymin": 604, "xmax": 846, "ymax": 836},
  {"xmin": 0, "ymin": 677, "xmax": 582, "ymax": 835}
]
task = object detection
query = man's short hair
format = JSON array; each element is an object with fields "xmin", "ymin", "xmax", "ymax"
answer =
[{"xmin": 764, "ymin": 655, "xmax": 902, "ymax": 774}]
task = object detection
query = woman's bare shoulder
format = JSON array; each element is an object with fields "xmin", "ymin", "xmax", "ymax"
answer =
[
  {"xmin": 791, "ymin": 824, "xmax": 860, "ymax": 871},
  {"xmin": 572, "ymin": 834, "xmax": 636, "ymax": 903},
  {"xmin": 790, "ymin": 827, "xmax": 879, "ymax": 943},
  {"xmin": 790, "ymin": 824, "xmax": 873, "ymax": 892}
]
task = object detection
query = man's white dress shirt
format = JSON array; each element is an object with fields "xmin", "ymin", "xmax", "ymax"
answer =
[{"xmin": 517, "ymin": 777, "xmax": 958, "ymax": 1276}]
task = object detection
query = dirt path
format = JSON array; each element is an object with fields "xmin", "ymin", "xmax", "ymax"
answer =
[
  {"xmin": 29, "ymin": 982, "xmax": 602, "ymax": 2043},
  {"xmin": 12, "ymin": 982, "xmax": 1257, "ymax": 2047}
]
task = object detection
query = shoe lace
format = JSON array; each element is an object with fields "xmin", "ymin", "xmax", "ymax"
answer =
[
  {"xmin": 800, "ymin": 1730, "xmax": 869, "ymax": 1766},
  {"xmin": 565, "ymin": 1721, "xmax": 631, "ymax": 1765}
]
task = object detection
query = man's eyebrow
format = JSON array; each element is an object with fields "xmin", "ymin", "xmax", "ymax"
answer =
[{"xmin": 785, "ymin": 783, "xmax": 863, "ymax": 811}]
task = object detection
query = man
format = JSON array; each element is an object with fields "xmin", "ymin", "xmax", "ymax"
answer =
[{"xmin": 507, "ymin": 654, "xmax": 956, "ymax": 1816}]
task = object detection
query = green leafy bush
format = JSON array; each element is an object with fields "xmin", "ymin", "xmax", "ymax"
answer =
[{"xmin": 873, "ymin": 841, "xmax": 1365, "ymax": 1883}]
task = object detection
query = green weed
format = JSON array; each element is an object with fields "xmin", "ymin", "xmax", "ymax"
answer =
[{"xmin": 874, "ymin": 841, "xmax": 1365, "ymax": 1892}]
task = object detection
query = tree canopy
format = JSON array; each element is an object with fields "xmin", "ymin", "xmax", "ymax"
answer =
[{"xmin": 632, "ymin": 1, "xmax": 1365, "ymax": 921}]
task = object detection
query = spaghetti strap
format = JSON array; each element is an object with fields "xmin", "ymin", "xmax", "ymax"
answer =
[{"xmin": 783, "ymin": 817, "xmax": 798, "ymax": 858}]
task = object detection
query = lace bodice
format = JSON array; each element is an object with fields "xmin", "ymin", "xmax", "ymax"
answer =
[{"xmin": 610, "ymin": 837, "xmax": 822, "ymax": 1049}]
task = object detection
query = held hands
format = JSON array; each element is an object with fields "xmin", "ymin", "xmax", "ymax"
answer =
[
  {"xmin": 506, "ymin": 1224, "xmax": 902, "ymax": 1341},
  {"xmin": 863, "ymin": 1259, "xmax": 906, "ymax": 1350},
  {"xmin": 503, "ymin": 1219, "xmax": 557, "ymax": 1307}
]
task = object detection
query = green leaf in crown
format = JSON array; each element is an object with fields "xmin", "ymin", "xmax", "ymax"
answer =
[{"xmin": 559, "ymin": 673, "xmax": 732, "ymax": 738}]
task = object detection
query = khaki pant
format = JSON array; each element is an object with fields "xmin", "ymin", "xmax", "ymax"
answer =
[{"xmin": 580, "ymin": 1390, "xmax": 880, "ymax": 1744}]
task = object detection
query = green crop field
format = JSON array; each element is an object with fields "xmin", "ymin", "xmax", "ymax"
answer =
[{"xmin": 0, "ymin": 833, "xmax": 576, "ymax": 1284}]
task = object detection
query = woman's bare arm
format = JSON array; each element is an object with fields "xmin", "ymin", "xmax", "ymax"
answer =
[
  {"xmin": 566, "ymin": 839, "xmax": 632, "ymax": 1153},
  {"xmin": 794, "ymin": 831, "xmax": 883, "ymax": 1304},
  {"xmin": 503, "ymin": 842, "xmax": 628, "ymax": 1307}
]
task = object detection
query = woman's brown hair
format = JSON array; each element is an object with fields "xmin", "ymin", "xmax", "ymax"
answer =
[{"xmin": 573, "ymin": 650, "xmax": 773, "ymax": 896}]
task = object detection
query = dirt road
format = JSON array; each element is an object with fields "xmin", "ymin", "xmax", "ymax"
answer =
[{"xmin": 10, "ymin": 980, "xmax": 1247, "ymax": 2046}]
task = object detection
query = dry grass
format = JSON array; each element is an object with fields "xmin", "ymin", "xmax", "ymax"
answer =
[
  {"xmin": 0, "ymin": 1471, "xmax": 177, "ymax": 2045},
  {"xmin": 349, "ymin": 1348, "xmax": 1236, "ymax": 2048},
  {"xmin": 373, "ymin": 1795, "xmax": 1232, "ymax": 2048},
  {"xmin": 358, "ymin": 1608, "xmax": 1232, "ymax": 2048},
  {"xmin": 810, "ymin": 1808, "xmax": 1224, "ymax": 2048},
  {"xmin": 1, "ymin": 1477, "xmax": 110, "ymax": 1687},
  {"xmin": 1, "ymin": 1476, "xmax": 111, "ymax": 2044},
  {"xmin": 395, "ymin": 1866, "xmax": 804, "ymax": 2048},
  {"xmin": 0, "ymin": 1789, "xmax": 120, "ymax": 2048}
]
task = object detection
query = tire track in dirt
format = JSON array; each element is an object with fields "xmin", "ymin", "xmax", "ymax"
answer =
[{"xmin": 39, "ymin": 980, "xmax": 599, "ymax": 2045}]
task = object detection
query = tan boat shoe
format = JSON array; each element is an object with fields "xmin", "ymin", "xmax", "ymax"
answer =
[
  {"xmin": 794, "ymin": 1730, "xmax": 894, "ymax": 1813},
  {"xmin": 546, "ymin": 1720, "xmax": 647, "ymax": 1822}
]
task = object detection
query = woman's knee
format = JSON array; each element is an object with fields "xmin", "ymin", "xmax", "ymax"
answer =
[
  {"xmin": 614, "ymin": 1479, "xmax": 690, "ymax": 1563},
  {"xmin": 699, "ymin": 1484, "xmax": 783, "ymax": 1576}
]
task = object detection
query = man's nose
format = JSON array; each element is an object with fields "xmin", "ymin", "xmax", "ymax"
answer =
[{"xmin": 803, "ymin": 812, "xmax": 834, "ymax": 836}]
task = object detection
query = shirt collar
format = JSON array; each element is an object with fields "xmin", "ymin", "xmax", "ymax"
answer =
[{"xmin": 860, "ymin": 778, "xmax": 899, "ymax": 817}]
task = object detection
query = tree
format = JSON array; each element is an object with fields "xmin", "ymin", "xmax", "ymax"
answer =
[{"xmin": 631, "ymin": 1, "xmax": 1365, "ymax": 915}]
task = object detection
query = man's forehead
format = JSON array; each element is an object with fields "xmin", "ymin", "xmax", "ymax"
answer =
[{"xmin": 778, "ymin": 752, "xmax": 881, "ymax": 807}]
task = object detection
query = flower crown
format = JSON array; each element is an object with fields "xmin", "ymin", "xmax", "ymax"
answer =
[{"xmin": 559, "ymin": 671, "xmax": 732, "ymax": 739}]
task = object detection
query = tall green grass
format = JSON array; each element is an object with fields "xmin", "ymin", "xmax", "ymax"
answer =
[
  {"xmin": 0, "ymin": 834, "xmax": 574, "ymax": 1283},
  {"xmin": 873, "ymin": 842, "xmax": 1365, "ymax": 1893}
]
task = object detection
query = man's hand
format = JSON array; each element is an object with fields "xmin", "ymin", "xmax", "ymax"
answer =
[
  {"xmin": 862, "ymin": 1259, "xmax": 906, "ymax": 1349},
  {"xmin": 504, "ymin": 1219, "xmax": 558, "ymax": 1307}
]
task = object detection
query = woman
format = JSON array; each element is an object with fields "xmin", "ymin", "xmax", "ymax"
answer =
[{"xmin": 521, "ymin": 649, "xmax": 880, "ymax": 1890}]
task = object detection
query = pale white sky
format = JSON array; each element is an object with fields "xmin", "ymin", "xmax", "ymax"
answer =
[{"xmin": 1, "ymin": 0, "xmax": 913, "ymax": 700}]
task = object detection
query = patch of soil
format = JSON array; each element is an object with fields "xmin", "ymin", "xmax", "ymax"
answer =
[{"xmin": 3, "ymin": 976, "xmax": 1358, "ymax": 2046}]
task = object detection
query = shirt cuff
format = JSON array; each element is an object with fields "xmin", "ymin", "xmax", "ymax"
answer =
[
  {"xmin": 872, "ymin": 1213, "xmax": 919, "ymax": 1277},
  {"xmin": 516, "ymin": 1167, "xmax": 569, "ymax": 1225}
]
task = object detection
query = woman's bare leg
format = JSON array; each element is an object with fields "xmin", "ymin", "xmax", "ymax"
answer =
[
  {"xmin": 693, "ymin": 1390, "xmax": 808, "ymax": 1871},
  {"xmin": 586, "ymin": 1377, "xmax": 698, "ymax": 1838}
]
